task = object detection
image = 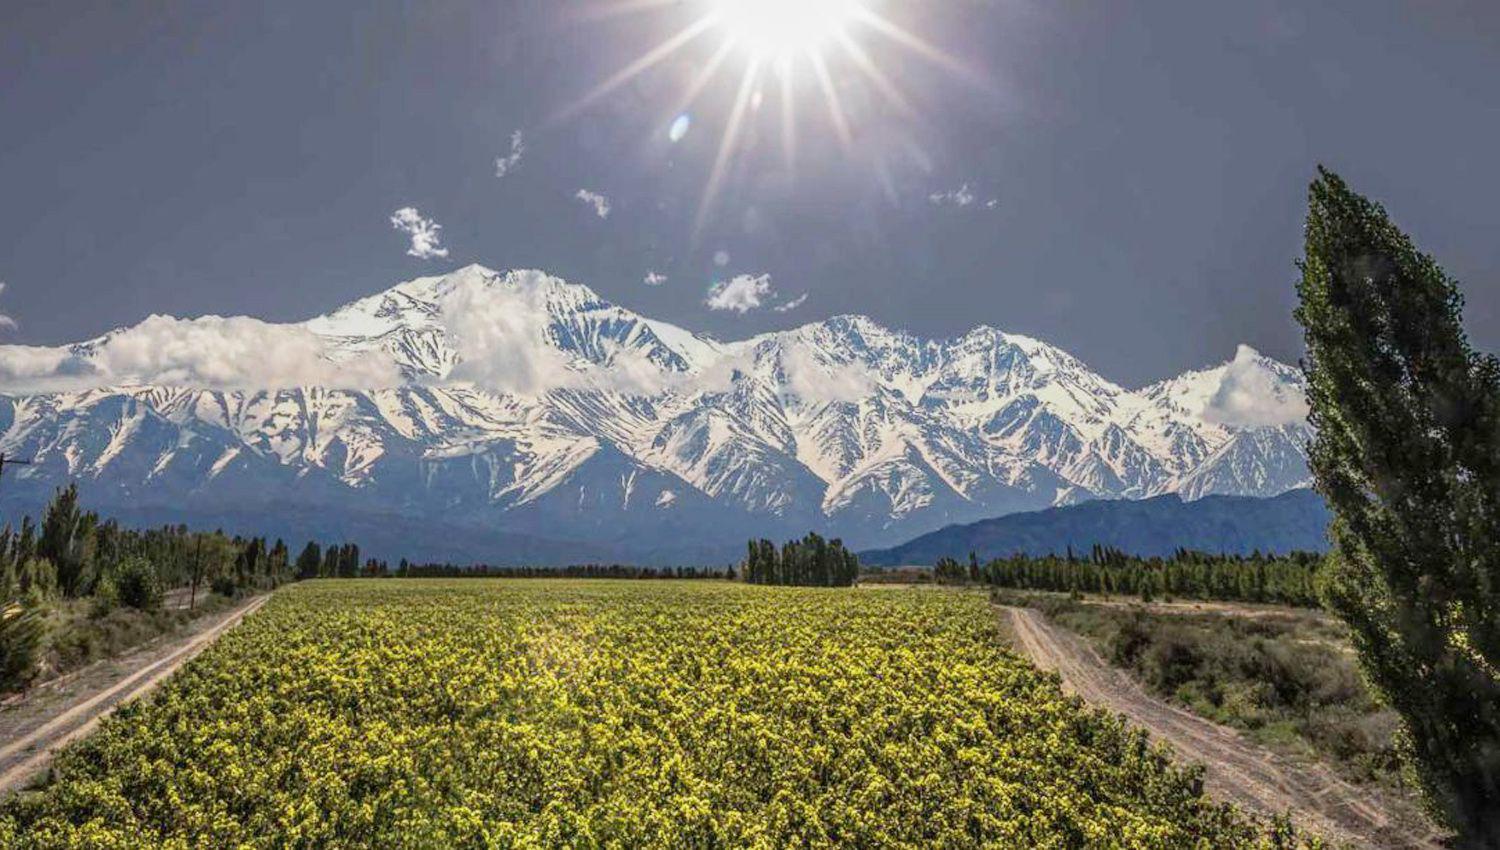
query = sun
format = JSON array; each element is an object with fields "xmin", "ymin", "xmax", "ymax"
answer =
[
  {"xmin": 554, "ymin": 0, "xmax": 977, "ymax": 237},
  {"xmin": 708, "ymin": 0, "xmax": 864, "ymax": 60}
]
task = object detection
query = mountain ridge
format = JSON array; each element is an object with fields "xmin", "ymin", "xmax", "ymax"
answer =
[
  {"xmin": 859, "ymin": 489, "xmax": 1332, "ymax": 565},
  {"xmin": 0, "ymin": 264, "xmax": 1314, "ymax": 563}
]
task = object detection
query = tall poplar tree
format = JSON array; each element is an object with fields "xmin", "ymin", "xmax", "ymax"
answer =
[{"xmin": 1295, "ymin": 167, "xmax": 1500, "ymax": 844}]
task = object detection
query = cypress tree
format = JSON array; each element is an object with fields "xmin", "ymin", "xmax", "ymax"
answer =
[
  {"xmin": 295, "ymin": 542, "xmax": 321, "ymax": 580},
  {"xmin": 1295, "ymin": 167, "xmax": 1500, "ymax": 844},
  {"xmin": 39, "ymin": 484, "xmax": 86, "ymax": 596}
]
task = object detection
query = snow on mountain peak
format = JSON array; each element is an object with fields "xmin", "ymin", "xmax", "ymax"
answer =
[
  {"xmin": 1142, "ymin": 343, "xmax": 1307, "ymax": 428},
  {"xmin": 0, "ymin": 265, "xmax": 1315, "ymax": 560}
]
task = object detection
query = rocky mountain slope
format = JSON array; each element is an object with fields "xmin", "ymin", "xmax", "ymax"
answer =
[{"xmin": 0, "ymin": 265, "xmax": 1313, "ymax": 563}]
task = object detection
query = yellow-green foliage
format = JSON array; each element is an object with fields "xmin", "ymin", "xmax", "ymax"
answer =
[{"xmin": 1, "ymin": 580, "xmax": 1304, "ymax": 848}]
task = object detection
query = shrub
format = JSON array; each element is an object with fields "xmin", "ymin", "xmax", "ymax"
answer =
[
  {"xmin": 1, "ymin": 598, "xmax": 48, "ymax": 693},
  {"xmin": 211, "ymin": 575, "xmax": 238, "ymax": 598},
  {"xmin": 91, "ymin": 574, "xmax": 119, "ymax": 617},
  {"xmin": 115, "ymin": 557, "xmax": 162, "ymax": 611}
]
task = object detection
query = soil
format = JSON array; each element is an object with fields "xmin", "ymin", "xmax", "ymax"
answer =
[
  {"xmin": 0, "ymin": 595, "xmax": 269, "ymax": 796},
  {"xmin": 999, "ymin": 603, "xmax": 1446, "ymax": 849}
]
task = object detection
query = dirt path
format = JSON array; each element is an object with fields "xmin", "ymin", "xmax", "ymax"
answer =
[
  {"xmin": 999, "ymin": 605, "xmax": 1445, "ymax": 849},
  {"xmin": 0, "ymin": 594, "xmax": 269, "ymax": 796}
]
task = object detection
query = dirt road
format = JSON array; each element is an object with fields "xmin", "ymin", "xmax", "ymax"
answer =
[
  {"xmin": 0, "ymin": 594, "xmax": 269, "ymax": 796},
  {"xmin": 999, "ymin": 604, "xmax": 1445, "ymax": 849}
]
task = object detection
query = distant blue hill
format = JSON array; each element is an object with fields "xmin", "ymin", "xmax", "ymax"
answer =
[{"xmin": 859, "ymin": 489, "xmax": 1331, "ymax": 566}]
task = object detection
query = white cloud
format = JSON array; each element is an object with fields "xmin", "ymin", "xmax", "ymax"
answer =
[
  {"xmin": 0, "ymin": 283, "xmax": 16, "ymax": 331},
  {"xmin": 575, "ymin": 189, "xmax": 611, "ymax": 219},
  {"xmin": 712, "ymin": 250, "xmax": 730, "ymax": 267},
  {"xmin": 434, "ymin": 269, "xmax": 682, "ymax": 397},
  {"xmin": 494, "ymin": 130, "xmax": 525, "ymax": 178},
  {"xmin": 929, "ymin": 183, "xmax": 975, "ymax": 207},
  {"xmin": 644, "ymin": 271, "xmax": 668, "ymax": 286},
  {"xmin": 390, "ymin": 207, "xmax": 449, "ymax": 259},
  {"xmin": 437, "ymin": 271, "xmax": 582, "ymax": 396},
  {"xmin": 0, "ymin": 346, "xmax": 71, "ymax": 390},
  {"xmin": 774, "ymin": 293, "xmax": 808, "ymax": 313},
  {"xmin": 692, "ymin": 349, "xmax": 758, "ymax": 395},
  {"xmin": 705, "ymin": 274, "xmax": 773, "ymax": 313},
  {"xmin": 929, "ymin": 183, "xmax": 997, "ymax": 210},
  {"xmin": 1202, "ymin": 344, "xmax": 1309, "ymax": 428},
  {"xmin": 0, "ymin": 315, "xmax": 404, "ymax": 393},
  {"xmin": 779, "ymin": 345, "xmax": 877, "ymax": 405}
]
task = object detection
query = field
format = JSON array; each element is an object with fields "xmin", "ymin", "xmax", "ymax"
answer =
[{"xmin": 1, "ymin": 580, "xmax": 1305, "ymax": 848}]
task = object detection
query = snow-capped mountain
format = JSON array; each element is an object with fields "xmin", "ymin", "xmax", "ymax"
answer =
[{"xmin": 0, "ymin": 265, "xmax": 1313, "ymax": 563}]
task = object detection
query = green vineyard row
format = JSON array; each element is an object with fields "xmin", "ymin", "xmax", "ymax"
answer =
[{"xmin": 2, "ymin": 581, "xmax": 1315, "ymax": 848}]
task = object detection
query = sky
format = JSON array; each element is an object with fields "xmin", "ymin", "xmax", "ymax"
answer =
[{"xmin": 1, "ymin": 0, "xmax": 1497, "ymax": 386}]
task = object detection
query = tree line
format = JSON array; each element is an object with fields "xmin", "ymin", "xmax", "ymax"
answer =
[
  {"xmin": 1, "ymin": 484, "xmax": 296, "ymax": 608},
  {"xmin": 934, "ymin": 545, "xmax": 1324, "ymax": 608},
  {"xmin": 742, "ymin": 533, "xmax": 859, "ymax": 587},
  {"xmin": 1, "ymin": 484, "xmax": 308, "ymax": 692}
]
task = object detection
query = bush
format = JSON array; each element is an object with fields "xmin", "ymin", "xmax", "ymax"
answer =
[
  {"xmin": 1, "ymin": 599, "xmax": 48, "ymax": 693},
  {"xmin": 115, "ymin": 557, "xmax": 162, "ymax": 611},
  {"xmin": 1012, "ymin": 592, "xmax": 1405, "ymax": 790},
  {"xmin": 210, "ymin": 575, "xmax": 238, "ymax": 598},
  {"xmin": 91, "ymin": 574, "xmax": 119, "ymax": 617}
]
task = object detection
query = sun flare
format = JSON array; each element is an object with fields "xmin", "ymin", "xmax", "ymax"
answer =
[
  {"xmin": 707, "ymin": 0, "xmax": 864, "ymax": 60},
  {"xmin": 558, "ymin": 0, "xmax": 976, "ymax": 236}
]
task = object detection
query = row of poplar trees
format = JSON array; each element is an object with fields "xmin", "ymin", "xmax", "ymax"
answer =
[
  {"xmin": 742, "ymin": 533, "xmax": 859, "ymax": 587},
  {"xmin": 1, "ymin": 485, "xmax": 301, "ymax": 692},
  {"xmin": 0, "ymin": 484, "xmax": 294, "ymax": 605},
  {"xmin": 292, "ymin": 541, "xmax": 370, "ymax": 579},
  {"xmin": 940, "ymin": 547, "xmax": 1324, "ymax": 607}
]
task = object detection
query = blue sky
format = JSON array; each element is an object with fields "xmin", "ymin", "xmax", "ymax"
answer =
[{"xmin": 2, "ymin": 0, "xmax": 1497, "ymax": 384}]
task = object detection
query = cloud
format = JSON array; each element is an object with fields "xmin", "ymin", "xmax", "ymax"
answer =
[
  {"xmin": 390, "ymin": 207, "xmax": 449, "ymax": 259},
  {"xmin": 1202, "ymin": 344, "xmax": 1309, "ymax": 428},
  {"xmin": 0, "ymin": 283, "xmax": 15, "ymax": 331},
  {"xmin": 434, "ymin": 269, "xmax": 682, "ymax": 397},
  {"xmin": 705, "ymin": 274, "xmax": 774, "ymax": 313},
  {"xmin": 779, "ymin": 345, "xmax": 877, "ymax": 405},
  {"xmin": 929, "ymin": 183, "xmax": 975, "ymax": 207},
  {"xmin": 774, "ymin": 293, "xmax": 808, "ymax": 313},
  {"xmin": 437, "ymin": 271, "xmax": 583, "ymax": 396},
  {"xmin": 575, "ymin": 189, "xmax": 611, "ymax": 219},
  {"xmin": 0, "ymin": 315, "xmax": 404, "ymax": 393},
  {"xmin": 692, "ymin": 349, "xmax": 759, "ymax": 395},
  {"xmin": 929, "ymin": 183, "xmax": 997, "ymax": 209},
  {"xmin": 494, "ymin": 130, "xmax": 525, "ymax": 178},
  {"xmin": 643, "ymin": 271, "xmax": 668, "ymax": 286},
  {"xmin": 0, "ymin": 346, "xmax": 73, "ymax": 391}
]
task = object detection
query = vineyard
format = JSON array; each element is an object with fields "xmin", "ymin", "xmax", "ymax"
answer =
[{"xmin": 1, "ymin": 581, "xmax": 1311, "ymax": 848}]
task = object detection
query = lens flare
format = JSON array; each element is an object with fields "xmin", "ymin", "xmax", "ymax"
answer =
[
  {"xmin": 557, "ymin": 0, "xmax": 981, "ymax": 238},
  {"xmin": 709, "ymin": 0, "xmax": 862, "ymax": 59}
]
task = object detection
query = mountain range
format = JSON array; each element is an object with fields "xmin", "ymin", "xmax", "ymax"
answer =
[
  {"xmin": 859, "ymin": 489, "xmax": 1331, "ymax": 566},
  {"xmin": 0, "ymin": 265, "xmax": 1314, "ymax": 564}
]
